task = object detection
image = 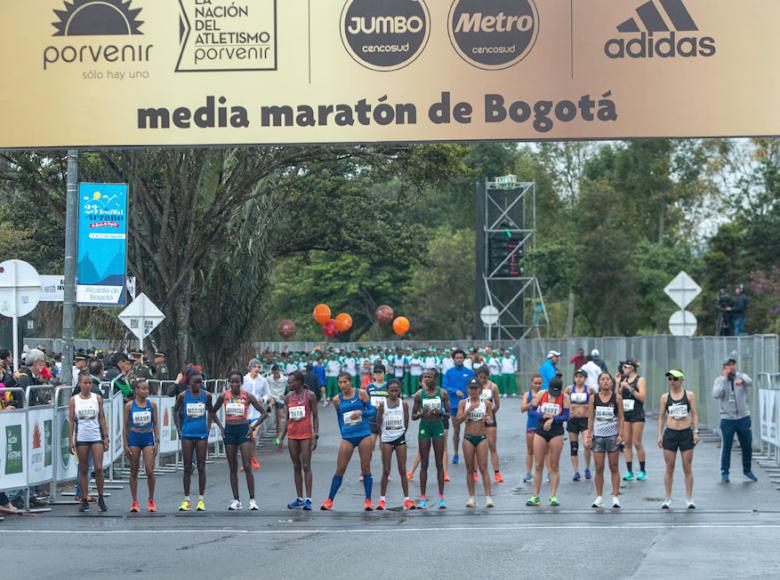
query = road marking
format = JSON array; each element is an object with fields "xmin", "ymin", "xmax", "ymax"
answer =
[{"xmin": 2, "ymin": 523, "xmax": 780, "ymax": 535}]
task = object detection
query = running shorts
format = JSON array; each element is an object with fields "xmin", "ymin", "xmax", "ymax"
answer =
[
  {"xmin": 663, "ymin": 428, "xmax": 694, "ymax": 452},
  {"xmin": 591, "ymin": 435, "xmax": 619, "ymax": 454},
  {"xmin": 566, "ymin": 416, "xmax": 589, "ymax": 434},
  {"xmin": 223, "ymin": 423, "xmax": 251, "ymax": 446},
  {"xmin": 419, "ymin": 420, "xmax": 445, "ymax": 440},
  {"xmin": 128, "ymin": 431, "xmax": 155, "ymax": 449}
]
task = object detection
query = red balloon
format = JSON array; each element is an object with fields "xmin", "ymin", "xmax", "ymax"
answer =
[
  {"xmin": 323, "ymin": 319, "xmax": 339, "ymax": 337},
  {"xmin": 393, "ymin": 316, "xmax": 410, "ymax": 335},
  {"xmin": 313, "ymin": 304, "xmax": 331, "ymax": 325},
  {"xmin": 278, "ymin": 320, "xmax": 296, "ymax": 340},
  {"xmin": 335, "ymin": 313, "xmax": 353, "ymax": 333},
  {"xmin": 375, "ymin": 305, "xmax": 394, "ymax": 325}
]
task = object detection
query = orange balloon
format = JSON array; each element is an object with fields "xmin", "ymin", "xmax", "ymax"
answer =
[
  {"xmin": 393, "ymin": 316, "xmax": 410, "ymax": 335},
  {"xmin": 313, "ymin": 304, "xmax": 331, "ymax": 325},
  {"xmin": 335, "ymin": 313, "xmax": 353, "ymax": 333}
]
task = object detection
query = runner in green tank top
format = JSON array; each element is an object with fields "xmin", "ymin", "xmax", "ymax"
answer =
[{"xmin": 412, "ymin": 369, "xmax": 450, "ymax": 509}]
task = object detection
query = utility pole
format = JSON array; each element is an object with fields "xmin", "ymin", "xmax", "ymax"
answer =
[{"xmin": 61, "ymin": 150, "xmax": 78, "ymax": 387}]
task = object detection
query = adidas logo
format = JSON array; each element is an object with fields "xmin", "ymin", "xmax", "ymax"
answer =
[{"xmin": 604, "ymin": 0, "xmax": 716, "ymax": 59}]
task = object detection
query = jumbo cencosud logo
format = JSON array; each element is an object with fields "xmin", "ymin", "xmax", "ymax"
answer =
[
  {"xmin": 448, "ymin": 0, "xmax": 539, "ymax": 70},
  {"xmin": 341, "ymin": 0, "xmax": 431, "ymax": 71},
  {"xmin": 44, "ymin": 0, "xmax": 153, "ymax": 71},
  {"xmin": 605, "ymin": 0, "xmax": 716, "ymax": 59}
]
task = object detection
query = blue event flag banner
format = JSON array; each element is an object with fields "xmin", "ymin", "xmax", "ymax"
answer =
[{"xmin": 77, "ymin": 183, "xmax": 129, "ymax": 306}]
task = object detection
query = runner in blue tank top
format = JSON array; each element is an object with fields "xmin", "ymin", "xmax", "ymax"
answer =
[
  {"xmin": 123, "ymin": 379, "xmax": 160, "ymax": 513},
  {"xmin": 173, "ymin": 373, "xmax": 213, "ymax": 512},
  {"xmin": 520, "ymin": 374, "xmax": 543, "ymax": 482},
  {"xmin": 321, "ymin": 371, "xmax": 375, "ymax": 511}
]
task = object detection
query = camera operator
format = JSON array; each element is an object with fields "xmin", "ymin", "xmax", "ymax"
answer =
[
  {"xmin": 729, "ymin": 285, "xmax": 748, "ymax": 336},
  {"xmin": 712, "ymin": 356, "xmax": 757, "ymax": 482},
  {"xmin": 715, "ymin": 288, "xmax": 733, "ymax": 336}
]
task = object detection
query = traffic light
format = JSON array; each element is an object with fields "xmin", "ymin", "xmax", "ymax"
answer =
[{"xmin": 489, "ymin": 232, "xmax": 523, "ymax": 277}]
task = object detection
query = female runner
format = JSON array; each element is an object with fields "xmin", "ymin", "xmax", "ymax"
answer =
[
  {"xmin": 476, "ymin": 366, "xmax": 503, "ymax": 484},
  {"xmin": 212, "ymin": 371, "xmax": 268, "ymax": 511},
  {"xmin": 321, "ymin": 371, "xmax": 375, "ymax": 511},
  {"xmin": 375, "ymin": 379, "xmax": 415, "ymax": 510},
  {"xmin": 69, "ymin": 371, "xmax": 109, "ymax": 513},
  {"xmin": 565, "ymin": 368, "xmax": 592, "ymax": 481},
  {"xmin": 585, "ymin": 372, "xmax": 625, "ymax": 509},
  {"xmin": 521, "ymin": 374, "xmax": 543, "ymax": 483},
  {"xmin": 454, "ymin": 378, "xmax": 495, "ymax": 508},
  {"xmin": 619, "ymin": 358, "xmax": 647, "ymax": 481},
  {"xmin": 123, "ymin": 379, "xmax": 160, "ymax": 513},
  {"xmin": 411, "ymin": 369, "xmax": 450, "ymax": 509},
  {"xmin": 278, "ymin": 370, "xmax": 319, "ymax": 511},
  {"xmin": 173, "ymin": 373, "xmax": 213, "ymax": 512}
]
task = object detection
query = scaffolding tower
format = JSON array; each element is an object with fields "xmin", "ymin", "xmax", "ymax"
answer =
[{"xmin": 475, "ymin": 177, "xmax": 548, "ymax": 341}]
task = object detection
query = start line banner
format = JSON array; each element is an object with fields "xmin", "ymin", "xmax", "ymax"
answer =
[{"xmin": 1, "ymin": 0, "xmax": 779, "ymax": 148}]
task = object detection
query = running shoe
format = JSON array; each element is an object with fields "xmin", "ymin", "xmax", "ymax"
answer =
[
  {"xmin": 444, "ymin": 472, "xmax": 450, "ymax": 482},
  {"xmin": 130, "ymin": 501, "xmax": 140, "ymax": 513},
  {"xmin": 584, "ymin": 468, "xmax": 592, "ymax": 480},
  {"xmin": 404, "ymin": 499, "xmax": 416, "ymax": 510},
  {"xmin": 98, "ymin": 497, "xmax": 108, "ymax": 512},
  {"xmin": 623, "ymin": 471, "xmax": 635, "ymax": 481},
  {"xmin": 721, "ymin": 471, "xmax": 730, "ymax": 483},
  {"xmin": 573, "ymin": 472, "xmax": 581, "ymax": 482},
  {"xmin": 592, "ymin": 496, "xmax": 604, "ymax": 508},
  {"xmin": 249, "ymin": 499, "xmax": 259, "ymax": 511},
  {"xmin": 303, "ymin": 499, "xmax": 313, "ymax": 511},
  {"xmin": 473, "ymin": 472, "xmax": 478, "ymax": 482},
  {"xmin": 494, "ymin": 471, "xmax": 504, "ymax": 484},
  {"xmin": 465, "ymin": 497, "xmax": 476, "ymax": 508},
  {"xmin": 437, "ymin": 498, "xmax": 446, "ymax": 510},
  {"xmin": 661, "ymin": 499, "xmax": 672, "ymax": 510},
  {"xmin": 417, "ymin": 499, "xmax": 428, "ymax": 509},
  {"xmin": 251, "ymin": 458, "xmax": 261, "ymax": 471},
  {"xmin": 147, "ymin": 500, "xmax": 157, "ymax": 513},
  {"xmin": 526, "ymin": 496, "xmax": 540, "ymax": 507},
  {"xmin": 376, "ymin": 499, "xmax": 386, "ymax": 511},
  {"xmin": 229, "ymin": 499, "xmax": 242, "ymax": 511},
  {"xmin": 637, "ymin": 471, "xmax": 647, "ymax": 481},
  {"xmin": 452, "ymin": 454, "xmax": 459, "ymax": 465},
  {"xmin": 744, "ymin": 471, "xmax": 758, "ymax": 482},
  {"xmin": 196, "ymin": 499, "xmax": 206, "ymax": 512},
  {"xmin": 79, "ymin": 499, "xmax": 90, "ymax": 512},
  {"xmin": 287, "ymin": 498, "xmax": 305, "ymax": 509},
  {"xmin": 612, "ymin": 497, "xmax": 621, "ymax": 509},
  {"xmin": 548, "ymin": 496, "xmax": 560, "ymax": 507},
  {"xmin": 523, "ymin": 472, "xmax": 533, "ymax": 483},
  {"xmin": 485, "ymin": 497, "xmax": 495, "ymax": 508},
  {"xmin": 178, "ymin": 499, "xmax": 192, "ymax": 512},
  {"xmin": 686, "ymin": 500, "xmax": 696, "ymax": 510},
  {"xmin": 320, "ymin": 499, "xmax": 334, "ymax": 511},
  {"xmin": 363, "ymin": 499, "xmax": 373, "ymax": 512},
  {"xmin": 406, "ymin": 471, "xmax": 414, "ymax": 481}
]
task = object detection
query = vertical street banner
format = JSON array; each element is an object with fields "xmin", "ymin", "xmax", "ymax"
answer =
[{"xmin": 77, "ymin": 183, "xmax": 129, "ymax": 306}]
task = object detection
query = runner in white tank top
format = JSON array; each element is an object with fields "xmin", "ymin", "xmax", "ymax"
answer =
[{"xmin": 375, "ymin": 379, "xmax": 415, "ymax": 510}]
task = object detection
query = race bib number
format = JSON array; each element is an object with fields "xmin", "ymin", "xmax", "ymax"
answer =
[
  {"xmin": 225, "ymin": 401, "xmax": 245, "ymax": 417},
  {"xmin": 571, "ymin": 392, "xmax": 587, "ymax": 404},
  {"xmin": 288, "ymin": 405, "xmax": 306, "ymax": 421},
  {"xmin": 595, "ymin": 406, "xmax": 614, "ymax": 421},
  {"xmin": 623, "ymin": 399, "xmax": 636, "ymax": 412},
  {"xmin": 186, "ymin": 403, "xmax": 206, "ymax": 418},
  {"xmin": 385, "ymin": 417, "xmax": 404, "ymax": 430},
  {"xmin": 668, "ymin": 403, "xmax": 689, "ymax": 419},
  {"xmin": 540, "ymin": 403, "xmax": 561, "ymax": 416},
  {"xmin": 370, "ymin": 396, "xmax": 385, "ymax": 408},
  {"xmin": 468, "ymin": 410, "xmax": 485, "ymax": 422},
  {"xmin": 132, "ymin": 411, "xmax": 151, "ymax": 426},
  {"xmin": 342, "ymin": 411, "xmax": 360, "ymax": 425},
  {"xmin": 77, "ymin": 408, "xmax": 96, "ymax": 420},
  {"xmin": 422, "ymin": 397, "xmax": 441, "ymax": 411}
]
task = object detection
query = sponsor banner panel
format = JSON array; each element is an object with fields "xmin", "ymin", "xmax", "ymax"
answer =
[
  {"xmin": 27, "ymin": 407, "xmax": 54, "ymax": 486},
  {"xmin": 1, "ymin": 0, "xmax": 779, "ymax": 148},
  {"xmin": 0, "ymin": 411, "xmax": 28, "ymax": 491}
]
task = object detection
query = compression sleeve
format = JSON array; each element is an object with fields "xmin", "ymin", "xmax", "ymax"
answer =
[{"xmin": 553, "ymin": 408, "xmax": 570, "ymax": 424}]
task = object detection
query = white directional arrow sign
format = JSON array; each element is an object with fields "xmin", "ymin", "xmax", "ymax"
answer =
[
  {"xmin": 118, "ymin": 293, "xmax": 165, "ymax": 349},
  {"xmin": 664, "ymin": 271, "xmax": 702, "ymax": 310},
  {"xmin": 0, "ymin": 259, "xmax": 42, "ymax": 372}
]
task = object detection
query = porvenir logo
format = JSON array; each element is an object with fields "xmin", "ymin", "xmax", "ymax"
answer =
[
  {"xmin": 448, "ymin": 0, "xmax": 539, "ymax": 71},
  {"xmin": 605, "ymin": 0, "xmax": 716, "ymax": 59},
  {"xmin": 341, "ymin": 0, "xmax": 431, "ymax": 71},
  {"xmin": 44, "ymin": 0, "xmax": 153, "ymax": 71}
]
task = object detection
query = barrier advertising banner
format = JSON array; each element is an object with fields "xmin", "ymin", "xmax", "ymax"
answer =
[
  {"xmin": 0, "ymin": 412, "xmax": 28, "ymax": 491},
  {"xmin": 56, "ymin": 408, "xmax": 79, "ymax": 482},
  {"xmin": 27, "ymin": 408, "xmax": 54, "ymax": 486},
  {"xmin": 158, "ymin": 397, "xmax": 178, "ymax": 455},
  {"xmin": 1, "ymin": 0, "xmax": 779, "ymax": 149},
  {"xmin": 77, "ymin": 183, "xmax": 129, "ymax": 306},
  {"xmin": 759, "ymin": 389, "xmax": 779, "ymax": 446}
]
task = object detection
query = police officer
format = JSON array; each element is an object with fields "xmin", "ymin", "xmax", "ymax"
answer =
[
  {"xmin": 153, "ymin": 352, "xmax": 170, "ymax": 381},
  {"xmin": 131, "ymin": 350, "xmax": 153, "ymax": 381}
]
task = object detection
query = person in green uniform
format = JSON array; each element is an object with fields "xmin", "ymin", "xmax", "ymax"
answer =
[{"xmin": 412, "ymin": 368, "xmax": 450, "ymax": 510}]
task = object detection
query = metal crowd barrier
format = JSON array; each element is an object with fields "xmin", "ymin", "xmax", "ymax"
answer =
[{"xmin": 756, "ymin": 373, "xmax": 780, "ymax": 471}]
